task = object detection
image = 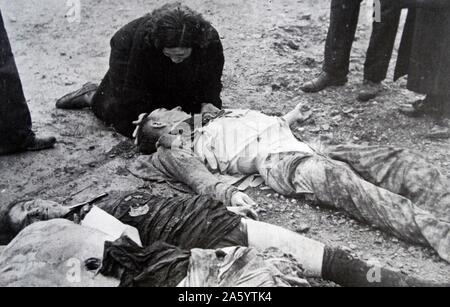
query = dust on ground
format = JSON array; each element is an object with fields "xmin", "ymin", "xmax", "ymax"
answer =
[{"xmin": 0, "ymin": 0, "xmax": 449, "ymax": 284}]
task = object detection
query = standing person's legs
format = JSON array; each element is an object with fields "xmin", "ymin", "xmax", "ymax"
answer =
[
  {"xmin": 0, "ymin": 10, "xmax": 56, "ymax": 154},
  {"xmin": 358, "ymin": 1, "xmax": 402, "ymax": 101},
  {"xmin": 364, "ymin": 2, "xmax": 402, "ymax": 83},
  {"xmin": 0, "ymin": 10, "xmax": 34, "ymax": 153},
  {"xmin": 323, "ymin": 0, "xmax": 363, "ymax": 78},
  {"xmin": 302, "ymin": 0, "xmax": 362, "ymax": 92}
]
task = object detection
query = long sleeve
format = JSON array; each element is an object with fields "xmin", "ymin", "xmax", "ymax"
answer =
[
  {"xmin": 196, "ymin": 28, "xmax": 224, "ymax": 109},
  {"xmin": 152, "ymin": 147, "xmax": 238, "ymax": 205},
  {"xmin": 109, "ymin": 17, "xmax": 155, "ymax": 110}
]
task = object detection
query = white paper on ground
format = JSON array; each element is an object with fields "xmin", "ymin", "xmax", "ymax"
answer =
[{"xmin": 81, "ymin": 206, "xmax": 142, "ymax": 247}]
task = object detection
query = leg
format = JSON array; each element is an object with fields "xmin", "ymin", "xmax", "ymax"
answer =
[
  {"xmin": 289, "ymin": 155, "xmax": 450, "ymax": 262},
  {"xmin": 323, "ymin": 0, "xmax": 362, "ymax": 78},
  {"xmin": 327, "ymin": 144, "xmax": 450, "ymax": 216},
  {"xmin": 0, "ymin": 11, "xmax": 55, "ymax": 154},
  {"xmin": 358, "ymin": 2, "xmax": 402, "ymax": 101},
  {"xmin": 0, "ymin": 10, "xmax": 34, "ymax": 152},
  {"xmin": 364, "ymin": 1, "xmax": 402, "ymax": 83},
  {"xmin": 244, "ymin": 219, "xmax": 441, "ymax": 287},
  {"xmin": 301, "ymin": 0, "xmax": 361, "ymax": 93},
  {"xmin": 244, "ymin": 219, "xmax": 325, "ymax": 277}
]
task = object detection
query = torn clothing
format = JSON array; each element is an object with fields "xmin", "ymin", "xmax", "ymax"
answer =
[
  {"xmin": 100, "ymin": 238, "xmax": 190, "ymax": 287},
  {"xmin": 105, "ymin": 192, "xmax": 246, "ymax": 250},
  {"xmin": 100, "ymin": 236, "xmax": 308, "ymax": 287},
  {"xmin": 179, "ymin": 247, "xmax": 309, "ymax": 287},
  {"xmin": 91, "ymin": 14, "xmax": 224, "ymax": 137}
]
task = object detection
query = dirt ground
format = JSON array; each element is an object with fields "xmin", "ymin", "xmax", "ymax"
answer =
[{"xmin": 0, "ymin": 0, "xmax": 449, "ymax": 285}]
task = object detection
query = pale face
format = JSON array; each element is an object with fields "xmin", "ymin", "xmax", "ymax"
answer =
[
  {"xmin": 8, "ymin": 200, "xmax": 70, "ymax": 233},
  {"xmin": 140, "ymin": 107, "xmax": 191, "ymax": 140},
  {"xmin": 162, "ymin": 47, "xmax": 193, "ymax": 64}
]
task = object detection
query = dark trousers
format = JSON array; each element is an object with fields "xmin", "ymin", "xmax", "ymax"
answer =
[
  {"xmin": 0, "ymin": 10, "xmax": 33, "ymax": 150},
  {"xmin": 323, "ymin": 0, "xmax": 402, "ymax": 83}
]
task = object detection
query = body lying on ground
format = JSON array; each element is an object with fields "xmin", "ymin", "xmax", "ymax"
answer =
[
  {"xmin": 132, "ymin": 104, "xmax": 450, "ymax": 263},
  {"xmin": 0, "ymin": 192, "xmax": 440, "ymax": 287}
]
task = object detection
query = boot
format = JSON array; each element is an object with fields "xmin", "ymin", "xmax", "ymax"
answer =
[{"xmin": 357, "ymin": 80, "xmax": 383, "ymax": 102}]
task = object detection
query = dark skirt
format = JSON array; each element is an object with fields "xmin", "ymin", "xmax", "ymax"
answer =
[{"xmin": 396, "ymin": 8, "xmax": 450, "ymax": 96}]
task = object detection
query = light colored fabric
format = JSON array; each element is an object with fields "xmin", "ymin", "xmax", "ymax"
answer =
[
  {"xmin": 178, "ymin": 246, "xmax": 310, "ymax": 287},
  {"xmin": 0, "ymin": 219, "xmax": 119, "ymax": 287},
  {"xmin": 245, "ymin": 219, "xmax": 325, "ymax": 278},
  {"xmin": 82, "ymin": 206, "xmax": 142, "ymax": 247},
  {"xmin": 193, "ymin": 109, "xmax": 314, "ymax": 175}
]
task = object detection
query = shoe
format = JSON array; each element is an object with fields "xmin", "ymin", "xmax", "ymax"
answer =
[
  {"xmin": 426, "ymin": 125, "xmax": 450, "ymax": 139},
  {"xmin": 399, "ymin": 99, "xmax": 439, "ymax": 118},
  {"xmin": 357, "ymin": 80, "xmax": 382, "ymax": 102},
  {"xmin": 301, "ymin": 71, "xmax": 348, "ymax": 93},
  {"xmin": 26, "ymin": 136, "xmax": 57, "ymax": 151},
  {"xmin": 56, "ymin": 82, "xmax": 98, "ymax": 109}
]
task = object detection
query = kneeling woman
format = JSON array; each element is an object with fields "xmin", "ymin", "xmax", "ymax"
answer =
[{"xmin": 56, "ymin": 3, "xmax": 224, "ymax": 137}]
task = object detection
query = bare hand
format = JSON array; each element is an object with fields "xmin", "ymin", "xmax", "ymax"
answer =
[
  {"xmin": 201, "ymin": 103, "xmax": 220, "ymax": 114},
  {"xmin": 227, "ymin": 206, "xmax": 259, "ymax": 220},
  {"xmin": 231, "ymin": 192, "xmax": 257, "ymax": 207}
]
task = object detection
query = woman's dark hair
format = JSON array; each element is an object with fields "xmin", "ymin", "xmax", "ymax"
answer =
[{"xmin": 146, "ymin": 2, "xmax": 214, "ymax": 49}]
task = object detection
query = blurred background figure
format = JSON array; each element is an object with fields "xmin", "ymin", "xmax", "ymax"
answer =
[{"xmin": 0, "ymin": 10, "xmax": 56, "ymax": 155}]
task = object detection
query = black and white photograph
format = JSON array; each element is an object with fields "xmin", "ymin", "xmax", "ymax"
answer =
[{"xmin": 0, "ymin": 0, "xmax": 449, "ymax": 290}]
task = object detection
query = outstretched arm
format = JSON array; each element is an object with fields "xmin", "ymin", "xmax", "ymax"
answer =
[
  {"xmin": 282, "ymin": 103, "xmax": 312, "ymax": 126},
  {"xmin": 153, "ymin": 146, "xmax": 255, "ymax": 207}
]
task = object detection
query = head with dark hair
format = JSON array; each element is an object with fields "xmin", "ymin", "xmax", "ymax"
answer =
[
  {"xmin": 0, "ymin": 199, "xmax": 70, "ymax": 244},
  {"xmin": 134, "ymin": 107, "xmax": 190, "ymax": 154},
  {"xmin": 147, "ymin": 3, "xmax": 212, "ymax": 63}
]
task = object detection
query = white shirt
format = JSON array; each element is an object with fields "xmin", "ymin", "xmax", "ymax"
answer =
[{"xmin": 192, "ymin": 110, "xmax": 314, "ymax": 175}]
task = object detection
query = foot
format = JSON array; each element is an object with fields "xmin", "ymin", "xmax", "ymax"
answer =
[
  {"xmin": 301, "ymin": 71, "xmax": 348, "ymax": 93},
  {"xmin": 55, "ymin": 82, "xmax": 98, "ymax": 110},
  {"xmin": 26, "ymin": 136, "xmax": 57, "ymax": 151},
  {"xmin": 426, "ymin": 125, "xmax": 450, "ymax": 139},
  {"xmin": 357, "ymin": 80, "xmax": 382, "ymax": 102},
  {"xmin": 399, "ymin": 99, "xmax": 439, "ymax": 118}
]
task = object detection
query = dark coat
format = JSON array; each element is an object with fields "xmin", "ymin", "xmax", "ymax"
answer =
[
  {"xmin": 0, "ymin": 10, "xmax": 34, "ymax": 150},
  {"xmin": 92, "ymin": 15, "xmax": 224, "ymax": 137},
  {"xmin": 395, "ymin": 1, "xmax": 450, "ymax": 96}
]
